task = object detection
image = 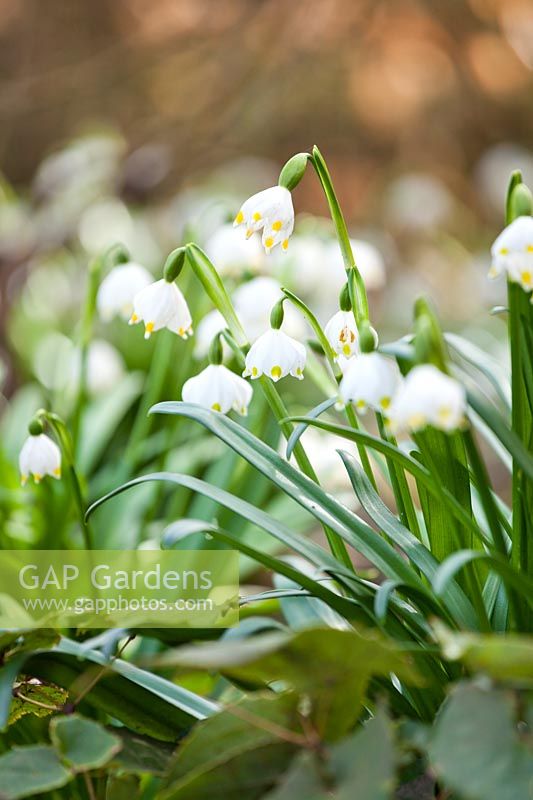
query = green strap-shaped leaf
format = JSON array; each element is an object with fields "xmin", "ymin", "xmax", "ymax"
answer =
[
  {"xmin": 433, "ymin": 550, "xmax": 533, "ymax": 605},
  {"xmin": 145, "ymin": 403, "xmax": 427, "ymax": 592},
  {"xmin": 285, "ymin": 416, "xmax": 488, "ymax": 549},
  {"xmin": 468, "ymin": 390, "xmax": 533, "ymax": 480},
  {"xmin": 339, "ymin": 451, "xmax": 478, "ymax": 629}
]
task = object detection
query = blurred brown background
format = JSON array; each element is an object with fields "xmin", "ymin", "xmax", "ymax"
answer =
[{"xmin": 1, "ymin": 0, "xmax": 533, "ymax": 207}]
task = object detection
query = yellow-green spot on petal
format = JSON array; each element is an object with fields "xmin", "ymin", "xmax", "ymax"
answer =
[
  {"xmin": 253, "ymin": 212, "xmax": 261, "ymax": 222},
  {"xmin": 271, "ymin": 365, "xmax": 282, "ymax": 379},
  {"xmin": 521, "ymin": 270, "xmax": 532, "ymax": 285},
  {"xmin": 33, "ymin": 473, "xmax": 42, "ymax": 484},
  {"xmin": 527, "ymin": 244, "xmax": 533, "ymax": 253},
  {"xmin": 272, "ymin": 220, "xmax": 282, "ymax": 231},
  {"xmin": 437, "ymin": 406, "xmax": 452, "ymax": 423},
  {"xmin": 342, "ymin": 344, "xmax": 351, "ymax": 356},
  {"xmin": 282, "ymin": 239, "xmax": 289, "ymax": 251},
  {"xmin": 53, "ymin": 468, "xmax": 61, "ymax": 478},
  {"xmin": 234, "ymin": 210, "xmax": 244, "ymax": 225},
  {"xmin": 265, "ymin": 237, "xmax": 274, "ymax": 249},
  {"xmin": 211, "ymin": 403, "xmax": 222, "ymax": 412},
  {"xmin": 356, "ymin": 399, "xmax": 366, "ymax": 409},
  {"xmin": 252, "ymin": 367, "xmax": 258, "ymax": 377},
  {"xmin": 499, "ymin": 247, "xmax": 509, "ymax": 255},
  {"xmin": 380, "ymin": 396, "xmax": 391, "ymax": 410}
]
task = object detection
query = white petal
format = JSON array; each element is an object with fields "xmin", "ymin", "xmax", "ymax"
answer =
[
  {"xmin": 340, "ymin": 353, "xmax": 400, "ymax": 411},
  {"xmin": 97, "ymin": 263, "xmax": 152, "ymax": 321},
  {"xmin": 19, "ymin": 434, "xmax": 61, "ymax": 483}
]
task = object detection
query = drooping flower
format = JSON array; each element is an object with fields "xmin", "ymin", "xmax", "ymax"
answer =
[
  {"xmin": 182, "ymin": 364, "xmax": 253, "ymax": 415},
  {"xmin": 96, "ymin": 262, "xmax": 153, "ymax": 321},
  {"xmin": 243, "ymin": 329, "xmax": 306, "ymax": 382},
  {"xmin": 129, "ymin": 279, "xmax": 192, "ymax": 340},
  {"xmin": 19, "ymin": 433, "xmax": 61, "ymax": 485},
  {"xmin": 387, "ymin": 364, "xmax": 466, "ymax": 434},
  {"xmin": 339, "ymin": 352, "xmax": 401, "ymax": 413},
  {"xmin": 234, "ymin": 186, "xmax": 294, "ymax": 254},
  {"xmin": 204, "ymin": 223, "xmax": 265, "ymax": 276},
  {"xmin": 194, "ymin": 278, "xmax": 305, "ymax": 359},
  {"xmin": 489, "ymin": 215, "xmax": 533, "ymax": 284},
  {"xmin": 325, "ymin": 311, "xmax": 359, "ymax": 359}
]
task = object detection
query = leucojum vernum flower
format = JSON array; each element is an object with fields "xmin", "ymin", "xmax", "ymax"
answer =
[{"xmin": 15, "ymin": 147, "xmax": 533, "ymax": 799}]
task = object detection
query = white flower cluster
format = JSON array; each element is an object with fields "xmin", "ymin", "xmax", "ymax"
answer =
[
  {"xmin": 490, "ymin": 216, "xmax": 533, "ymax": 295},
  {"xmin": 18, "ymin": 179, "xmax": 472, "ymax": 488},
  {"xmin": 340, "ymin": 355, "xmax": 466, "ymax": 434}
]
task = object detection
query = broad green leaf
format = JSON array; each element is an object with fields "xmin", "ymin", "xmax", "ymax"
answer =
[
  {"xmin": 9, "ymin": 677, "xmax": 68, "ymax": 725},
  {"xmin": 328, "ymin": 708, "xmax": 395, "ymax": 799},
  {"xmin": 158, "ymin": 693, "xmax": 299, "ymax": 800},
  {"xmin": 106, "ymin": 774, "xmax": 141, "ymax": 800},
  {"xmin": 435, "ymin": 625, "xmax": 533, "ymax": 685},
  {"xmin": 50, "ymin": 713, "xmax": 121, "ymax": 770},
  {"xmin": 428, "ymin": 683, "xmax": 533, "ymax": 800},
  {"xmin": 263, "ymin": 751, "xmax": 327, "ymax": 800},
  {"xmin": 151, "ymin": 627, "xmax": 420, "ymax": 741},
  {"xmin": 146, "ymin": 404, "xmax": 426, "ymax": 592},
  {"xmin": 110, "ymin": 728, "xmax": 174, "ymax": 775},
  {"xmin": 0, "ymin": 745, "xmax": 71, "ymax": 799}
]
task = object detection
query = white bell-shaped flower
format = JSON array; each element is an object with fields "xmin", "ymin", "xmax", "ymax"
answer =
[
  {"xmin": 234, "ymin": 186, "xmax": 294, "ymax": 254},
  {"xmin": 182, "ymin": 364, "xmax": 252, "ymax": 415},
  {"xmin": 97, "ymin": 262, "xmax": 153, "ymax": 321},
  {"xmin": 243, "ymin": 329, "xmax": 306, "ymax": 382},
  {"xmin": 490, "ymin": 216, "xmax": 533, "ymax": 282},
  {"xmin": 388, "ymin": 364, "xmax": 466, "ymax": 434},
  {"xmin": 339, "ymin": 352, "xmax": 401, "ymax": 413},
  {"xmin": 506, "ymin": 251, "xmax": 533, "ymax": 293},
  {"xmin": 324, "ymin": 311, "xmax": 359, "ymax": 359},
  {"xmin": 19, "ymin": 434, "xmax": 61, "ymax": 485},
  {"xmin": 129, "ymin": 279, "xmax": 192, "ymax": 340}
]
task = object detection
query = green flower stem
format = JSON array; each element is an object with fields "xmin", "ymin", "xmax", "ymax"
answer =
[
  {"xmin": 376, "ymin": 413, "xmax": 422, "ymax": 542},
  {"xmin": 310, "ymin": 146, "xmax": 369, "ymax": 326},
  {"xmin": 71, "ymin": 254, "xmax": 102, "ymax": 450},
  {"xmin": 124, "ymin": 330, "xmax": 176, "ymax": 471},
  {"xmin": 259, "ymin": 376, "xmax": 353, "ymax": 570},
  {"xmin": 508, "ymin": 281, "xmax": 532, "ymax": 578},
  {"xmin": 45, "ymin": 412, "xmax": 93, "ymax": 550},
  {"xmin": 281, "ymin": 288, "xmax": 377, "ymax": 489},
  {"xmin": 463, "ymin": 426, "xmax": 523, "ymax": 630},
  {"xmin": 186, "ymin": 245, "xmax": 353, "ymax": 570}
]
